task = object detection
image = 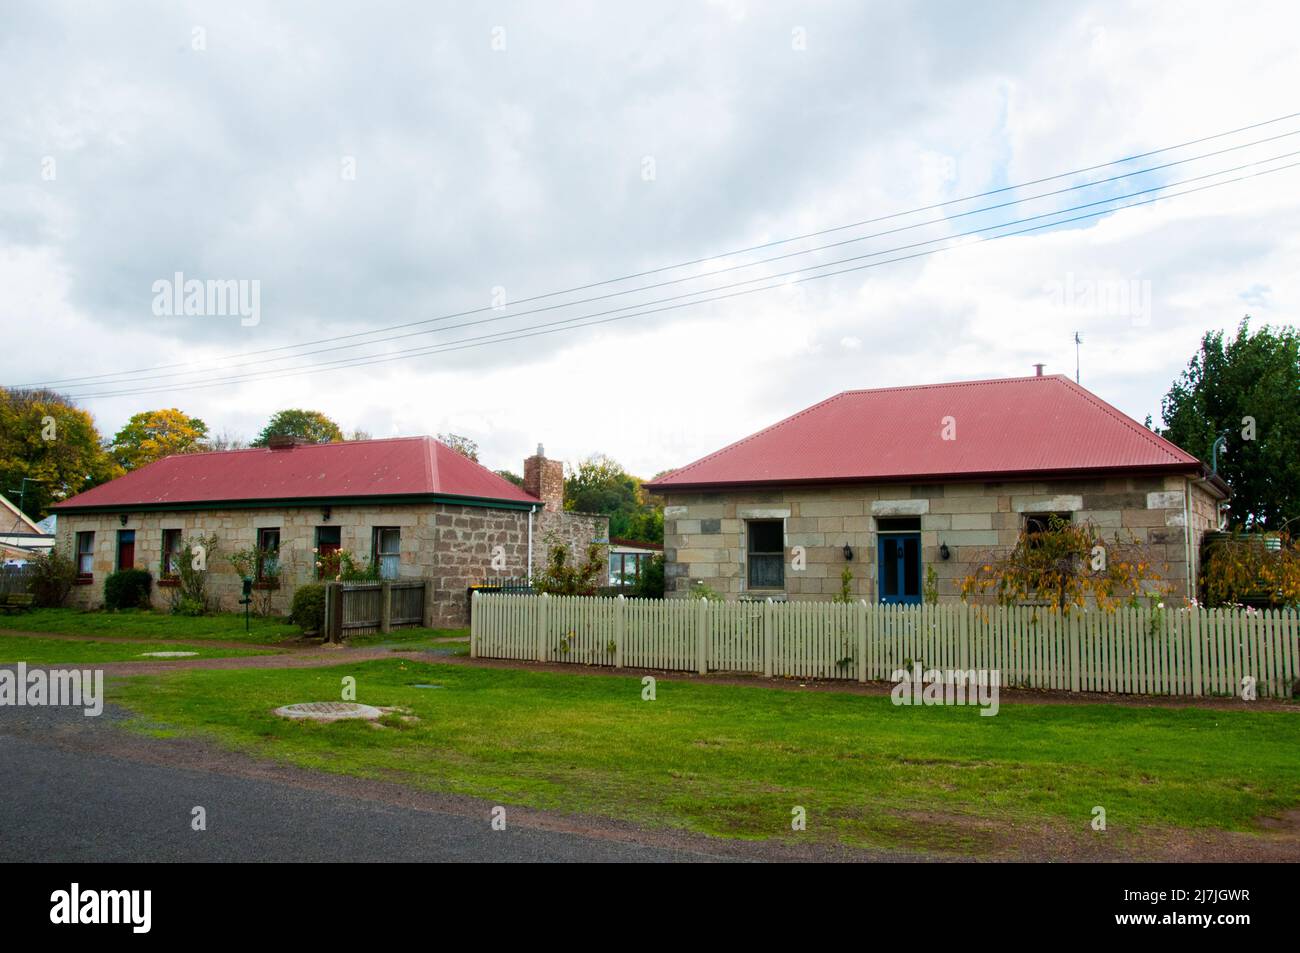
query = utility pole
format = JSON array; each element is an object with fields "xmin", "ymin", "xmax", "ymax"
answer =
[{"xmin": 1073, "ymin": 331, "xmax": 1082, "ymax": 384}]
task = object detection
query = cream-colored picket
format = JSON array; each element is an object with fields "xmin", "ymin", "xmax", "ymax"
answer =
[{"xmin": 470, "ymin": 593, "xmax": 1300, "ymax": 698}]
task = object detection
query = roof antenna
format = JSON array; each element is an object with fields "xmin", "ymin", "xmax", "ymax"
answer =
[{"xmin": 1073, "ymin": 331, "xmax": 1082, "ymax": 384}]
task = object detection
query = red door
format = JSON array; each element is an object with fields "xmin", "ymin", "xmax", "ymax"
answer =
[{"xmin": 117, "ymin": 530, "xmax": 136, "ymax": 570}]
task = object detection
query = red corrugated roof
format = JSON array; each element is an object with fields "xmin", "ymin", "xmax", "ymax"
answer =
[
  {"xmin": 646, "ymin": 375, "xmax": 1202, "ymax": 491},
  {"xmin": 53, "ymin": 436, "xmax": 540, "ymax": 509}
]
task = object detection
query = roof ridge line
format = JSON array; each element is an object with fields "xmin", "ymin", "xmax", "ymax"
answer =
[{"xmin": 1053, "ymin": 376, "xmax": 1196, "ymax": 463}]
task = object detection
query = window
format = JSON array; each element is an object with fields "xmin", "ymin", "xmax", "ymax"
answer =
[
  {"xmin": 373, "ymin": 527, "xmax": 400, "ymax": 580},
  {"xmin": 876, "ymin": 516, "xmax": 922, "ymax": 532},
  {"xmin": 116, "ymin": 530, "xmax": 135, "ymax": 571},
  {"xmin": 1024, "ymin": 512, "xmax": 1072, "ymax": 547},
  {"xmin": 76, "ymin": 532, "xmax": 95, "ymax": 577},
  {"xmin": 608, "ymin": 552, "xmax": 649, "ymax": 586},
  {"xmin": 161, "ymin": 529, "xmax": 183, "ymax": 577},
  {"xmin": 256, "ymin": 528, "xmax": 281, "ymax": 582},
  {"xmin": 746, "ymin": 520, "xmax": 785, "ymax": 589}
]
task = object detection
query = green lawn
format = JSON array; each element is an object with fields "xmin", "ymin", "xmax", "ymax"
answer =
[
  {"xmin": 348, "ymin": 627, "xmax": 470, "ymax": 654},
  {"xmin": 113, "ymin": 659, "xmax": 1300, "ymax": 855},
  {"xmin": 0, "ymin": 634, "xmax": 277, "ymax": 664},
  {"xmin": 1, "ymin": 608, "xmax": 469, "ymax": 652},
  {"xmin": 1, "ymin": 608, "xmax": 301, "ymax": 644}
]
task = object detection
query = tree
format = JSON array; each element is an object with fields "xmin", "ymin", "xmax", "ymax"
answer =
[
  {"xmin": 108, "ymin": 408, "xmax": 209, "ymax": 470},
  {"xmin": 0, "ymin": 387, "xmax": 121, "ymax": 519},
  {"xmin": 251, "ymin": 409, "xmax": 344, "ymax": 446},
  {"xmin": 494, "ymin": 469, "xmax": 524, "ymax": 487},
  {"xmin": 1159, "ymin": 318, "xmax": 1300, "ymax": 530},
  {"xmin": 1200, "ymin": 531, "xmax": 1300, "ymax": 608},
  {"xmin": 564, "ymin": 454, "xmax": 663, "ymax": 543},
  {"xmin": 961, "ymin": 516, "xmax": 1169, "ymax": 613},
  {"xmin": 438, "ymin": 433, "xmax": 478, "ymax": 461}
]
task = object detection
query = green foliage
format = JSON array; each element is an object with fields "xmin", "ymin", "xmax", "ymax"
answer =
[
  {"xmin": 103, "ymin": 568, "xmax": 152, "ymax": 610},
  {"xmin": 290, "ymin": 583, "xmax": 326, "ymax": 633},
  {"xmin": 494, "ymin": 469, "xmax": 524, "ymax": 487},
  {"xmin": 108, "ymin": 408, "xmax": 209, "ymax": 470},
  {"xmin": 922, "ymin": 565, "xmax": 940, "ymax": 605},
  {"xmin": 563, "ymin": 454, "xmax": 663, "ymax": 544},
  {"xmin": 534, "ymin": 541, "xmax": 605, "ymax": 596},
  {"xmin": 832, "ymin": 565, "xmax": 855, "ymax": 604},
  {"xmin": 628, "ymin": 553, "xmax": 665, "ymax": 598},
  {"xmin": 26, "ymin": 548, "xmax": 78, "ymax": 607},
  {"xmin": 0, "ymin": 387, "xmax": 122, "ymax": 519},
  {"xmin": 172, "ymin": 533, "xmax": 218, "ymax": 615},
  {"xmin": 251, "ymin": 409, "xmax": 344, "ymax": 447},
  {"xmin": 1159, "ymin": 318, "xmax": 1300, "ymax": 529}
]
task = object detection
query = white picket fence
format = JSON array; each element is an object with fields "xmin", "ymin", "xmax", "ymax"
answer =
[{"xmin": 470, "ymin": 592, "xmax": 1300, "ymax": 698}]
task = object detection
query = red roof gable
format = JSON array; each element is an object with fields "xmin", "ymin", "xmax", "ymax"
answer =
[
  {"xmin": 53, "ymin": 436, "xmax": 540, "ymax": 510},
  {"xmin": 646, "ymin": 375, "xmax": 1203, "ymax": 491}
]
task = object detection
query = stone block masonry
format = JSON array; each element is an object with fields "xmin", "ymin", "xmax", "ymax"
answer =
[{"xmin": 661, "ymin": 474, "xmax": 1222, "ymax": 604}]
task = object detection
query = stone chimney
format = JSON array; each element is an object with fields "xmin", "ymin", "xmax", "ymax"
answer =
[{"xmin": 523, "ymin": 443, "xmax": 565, "ymax": 512}]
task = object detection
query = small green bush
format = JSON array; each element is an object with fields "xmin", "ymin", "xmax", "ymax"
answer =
[
  {"xmin": 104, "ymin": 568, "xmax": 152, "ymax": 610},
  {"xmin": 629, "ymin": 553, "xmax": 665, "ymax": 598},
  {"xmin": 169, "ymin": 595, "xmax": 207, "ymax": 617},
  {"xmin": 290, "ymin": 583, "xmax": 326, "ymax": 633}
]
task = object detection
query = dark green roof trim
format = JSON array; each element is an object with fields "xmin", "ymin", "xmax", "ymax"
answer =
[{"xmin": 53, "ymin": 493, "xmax": 538, "ymax": 515}]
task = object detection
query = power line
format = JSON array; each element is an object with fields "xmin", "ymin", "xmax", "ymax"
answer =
[
  {"xmin": 64, "ymin": 157, "xmax": 1300, "ymax": 400},
  {"xmin": 15, "ymin": 109, "xmax": 1300, "ymax": 389},
  {"xmin": 31, "ymin": 138, "xmax": 1300, "ymax": 394}
]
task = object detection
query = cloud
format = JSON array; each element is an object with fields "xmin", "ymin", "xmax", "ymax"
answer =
[{"xmin": 1, "ymin": 0, "xmax": 1298, "ymax": 477}]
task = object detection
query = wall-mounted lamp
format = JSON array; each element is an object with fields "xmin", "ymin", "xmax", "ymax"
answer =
[
  {"xmin": 119, "ymin": 514, "xmax": 129, "ymax": 526},
  {"xmin": 321, "ymin": 506, "xmax": 332, "ymax": 522},
  {"xmin": 842, "ymin": 543, "xmax": 854, "ymax": 561},
  {"xmin": 939, "ymin": 543, "xmax": 950, "ymax": 560}
]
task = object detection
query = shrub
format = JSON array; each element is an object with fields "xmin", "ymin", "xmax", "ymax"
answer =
[
  {"xmin": 534, "ymin": 542, "xmax": 605, "ymax": 596},
  {"xmin": 104, "ymin": 568, "xmax": 152, "ymax": 610},
  {"xmin": 628, "ymin": 553, "xmax": 665, "ymax": 598},
  {"xmin": 290, "ymin": 583, "xmax": 326, "ymax": 633},
  {"xmin": 170, "ymin": 595, "xmax": 207, "ymax": 617},
  {"xmin": 27, "ymin": 548, "xmax": 78, "ymax": 607}
]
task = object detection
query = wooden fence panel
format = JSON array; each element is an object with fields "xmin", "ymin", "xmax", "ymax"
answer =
[{"xmin": 469, "ymin": 594, "xmax": 1298, "ymax": 699}]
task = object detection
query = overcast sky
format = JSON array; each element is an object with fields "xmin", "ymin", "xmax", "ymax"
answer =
[{"xmin": 2, "ymin": 0, "xmax": 1298, "ymax": 478}]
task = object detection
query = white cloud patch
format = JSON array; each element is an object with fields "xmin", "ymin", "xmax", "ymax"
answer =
[{"xmin": 1, "ymin": 0, "xmax": 1298, "ymax": 476}]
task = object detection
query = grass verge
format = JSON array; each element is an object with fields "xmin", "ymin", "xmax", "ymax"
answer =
[
  {"xmin": 112, "ymin": 658, "xmax": 1300, "ymax": 855},
  {"xmin": 0, "ymin": 634, "xmax": 277, "ymax": 664}
]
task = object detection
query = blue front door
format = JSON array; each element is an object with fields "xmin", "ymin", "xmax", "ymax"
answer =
[{"xmin": 878, "ymin": 533, "xmax": 922, "ymax": 604}]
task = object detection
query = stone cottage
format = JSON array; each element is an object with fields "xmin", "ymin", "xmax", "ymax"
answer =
[
  {"xmin": 644, "ymin": 373, "xmax": 1229, "ymax": 604},
  {"xmin": 51, "ymin": 437, "xmax": 606, "ymax": 627}
]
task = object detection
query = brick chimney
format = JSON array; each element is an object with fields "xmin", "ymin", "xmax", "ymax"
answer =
[{"xmin": 523, "ymin": 443, "xmax": 564, "ymax": 512}]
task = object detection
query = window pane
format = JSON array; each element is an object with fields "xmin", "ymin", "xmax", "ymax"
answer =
[
  {"xmin": 882, "ymin": 538, "xmax": 899, "ymax": 594},
  {"xmin": 748, "ymin": 520, "xmax": 783, "ymax": 553},
  {"xmin": 748, "ymin": 553, "xmax": 784, "ymax": 588},
  {"xmin": 902, "ymin": 537, "xmax": 920, "ymax": 596}
]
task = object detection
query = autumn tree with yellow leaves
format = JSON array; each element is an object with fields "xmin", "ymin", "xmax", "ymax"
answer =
[{"xmin": 960, "ymin": 515, "xmax": 1171, "ymax": 614}]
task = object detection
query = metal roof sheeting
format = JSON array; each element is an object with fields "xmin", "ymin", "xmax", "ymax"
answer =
[
  {"xmin": 647, "ymin": 375, "xmax": 1201, "ymax": 490},
  {"xmin": 53, "ymin": 436, "xmax": 541, "ymax": 509}
]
